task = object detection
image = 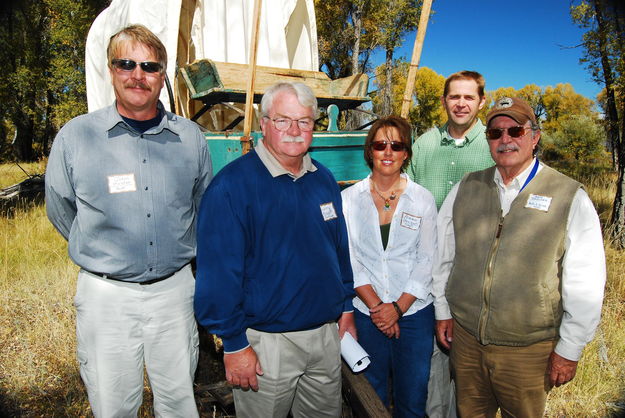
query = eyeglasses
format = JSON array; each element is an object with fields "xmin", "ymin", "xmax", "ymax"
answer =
[
  {"xmin": 111, "ymin": 59, "xmax": 162, "ymax": 73},
  {"xmin": 370, "ymin": 141, "xmax": 407, "ymax": 152},
  {"xmin": 486, "ymin": 126, "xmax": 531, "ymax": 140},
  {"xmin": 264, "ymin": 117, "xmax": 315, "ymax": 132}
]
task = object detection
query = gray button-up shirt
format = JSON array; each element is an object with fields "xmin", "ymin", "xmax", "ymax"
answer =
[{"xmin": 45, "ymin": 102, "xmax": 213, "ymax": 282}]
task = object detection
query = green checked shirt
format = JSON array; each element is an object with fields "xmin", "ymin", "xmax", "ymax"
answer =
[{"xmin": 408, "ymin": 120, "xmax": 494, "ymax": 209}]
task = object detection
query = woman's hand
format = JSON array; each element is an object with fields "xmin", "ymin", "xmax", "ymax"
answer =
[
  {"xmin": 369, "ymin": 302, "xmax": 400, "ymax": 332},
  {"xmin": 382, "ymin": 322, "xmax": 400, "ymax": 338}
]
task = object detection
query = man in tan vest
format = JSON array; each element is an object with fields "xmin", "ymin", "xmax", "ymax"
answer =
[{"xmin": 432, "ymin": 97, "xmax": 606, "ymax": 417}]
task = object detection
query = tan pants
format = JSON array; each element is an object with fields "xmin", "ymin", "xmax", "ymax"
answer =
[
  {"xmin": 426, "ymin": 340, "xmax": 457, "ymax": 418},
  {"xmin": 233, "ymin": 323, "xmax": 342, "ymax": 418},
  {"xmin": 450, "ymin": 322, "xmax": 555, "ymax": 418},
  {"xmin": 75, "ymin": 266, "xmax": 199, "ymax": 418}
]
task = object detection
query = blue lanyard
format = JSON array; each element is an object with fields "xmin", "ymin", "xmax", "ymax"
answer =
[{"xmin": 519, "ymin": 158, "xmax": 539, "ymax": 193}]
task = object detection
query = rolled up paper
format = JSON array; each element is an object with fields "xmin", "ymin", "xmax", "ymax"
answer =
[{"xmin": 340, "ymin": 331, "xmax": 370, "ymax": 372}]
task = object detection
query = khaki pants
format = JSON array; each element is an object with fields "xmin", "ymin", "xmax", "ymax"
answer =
[
  {"xmin": 233, "ymin": 323, "xmax": 342, "ymax": 418},
  {"xmin": 426, "ymin": 340, "xmax": 457, "ymax": 418},
  {"xmin": 75, "ymin": 266, "xmax": 199, "ymax": 418},
  {"xmin": 450, "ymin": 322, "xmax": 555, "ymax": 418}
]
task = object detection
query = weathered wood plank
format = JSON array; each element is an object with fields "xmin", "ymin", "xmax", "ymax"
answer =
[
  {"xmin": 179, "ymin": 59, "xmax": 369, "ymax": 109},
  {"xmin": 341, "ymin": 363, "xmax": 391, "ymax": 418}
]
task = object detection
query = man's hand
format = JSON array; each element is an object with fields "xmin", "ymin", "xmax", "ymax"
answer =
[
  {"xmin": 223, "ymin": 346, "xmax": 263, "ymax": 391},
  {"xmin": 338, "ymin": 311, "xmax": 357, "ymax": 340},
  {"xmin": 435, "ymin": 319, "xmax": 454, "ymax": 350},
  {"xmin": 547, "ymin": 351, "xmax": 578, "ymax": 387}
]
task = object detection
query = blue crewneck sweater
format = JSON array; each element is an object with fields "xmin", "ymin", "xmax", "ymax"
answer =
[{"xmin": 194, "ymin": 150, "xmax": 354, "ymax": 352}]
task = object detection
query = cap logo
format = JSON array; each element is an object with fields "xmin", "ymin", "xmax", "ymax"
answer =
[{"xmin": 495, "ymin": 97, "xmax": 514, "ymax": 109}]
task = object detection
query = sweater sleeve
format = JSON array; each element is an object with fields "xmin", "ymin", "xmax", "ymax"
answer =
[
  {"xmin": 333, "ymin": 183, "xmax": 355, "ymax": 312},
  {"xmin": 194, "ymin": 174, "xmax": 250, "ymax": 352}
]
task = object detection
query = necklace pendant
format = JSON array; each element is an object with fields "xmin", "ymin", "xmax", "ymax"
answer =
[
  {"xmin": 389, "ymin": 192, "xmax": 397, "ymax": 200},
  {"xmin": 383, "ymin": 200, "xmax": 391, "ymax": 211}
]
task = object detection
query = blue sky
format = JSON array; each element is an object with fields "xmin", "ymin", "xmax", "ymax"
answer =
[{"xmin": 371, "ymin": 0, "xmax": 601, "ymax": 101}]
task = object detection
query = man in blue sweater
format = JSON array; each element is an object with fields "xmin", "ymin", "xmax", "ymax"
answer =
[{"xmin": 194, "ymin": 82, "xmax": 356, "ymax": 417}]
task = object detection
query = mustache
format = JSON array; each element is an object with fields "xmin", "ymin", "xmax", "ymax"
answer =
[
  {"xmin": 281, "ymin": 135, "xmax": 305, "ymax": 143},
  {"xmin": 124, "ymin": 81, "xmax": 151, "ymax": 91},
  {"xmin": 497, "ymin": 144, "xmax": 519, "ymax": 152}
]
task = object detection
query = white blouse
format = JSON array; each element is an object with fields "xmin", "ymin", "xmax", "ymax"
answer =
[{"xmin": 341, "ymin": 174, "xmax": 438, "ymax": 316}]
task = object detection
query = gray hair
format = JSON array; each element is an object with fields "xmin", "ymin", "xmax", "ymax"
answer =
[
  {"xmin": 527, "ymin": 121, "xmax": 541, "ymax": 155},
  {"xmin": 260, "ymin": 82, "xmax": 318, "ymax": 118}
]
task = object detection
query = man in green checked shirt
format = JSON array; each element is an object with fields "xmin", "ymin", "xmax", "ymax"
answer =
[
  {"xmin": 408, "ymin": 70, "xmax": 494, "ymax": 417},
  {"xmin": 408, "ymin": 70, "xmax": 494, "ymax": 209}
]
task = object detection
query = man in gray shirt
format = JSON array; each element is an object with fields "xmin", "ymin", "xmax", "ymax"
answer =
[{"xmin": 45, "ymin": 24, "xmax": 212, "ymax": 417}]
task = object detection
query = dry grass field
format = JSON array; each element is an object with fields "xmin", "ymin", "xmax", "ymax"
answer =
[{"xmin": 1, "ymin": 161, "xmax": 624, "ymax": 416}]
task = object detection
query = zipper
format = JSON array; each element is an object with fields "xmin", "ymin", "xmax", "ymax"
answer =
[{"xmin": 478, "ymin": 214, "xmax": 504, "ymax": 341}]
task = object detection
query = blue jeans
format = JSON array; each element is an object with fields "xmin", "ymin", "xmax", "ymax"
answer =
[{"xmin": 355, "ymin": 304, "xmax": 434, "ymax": 418}]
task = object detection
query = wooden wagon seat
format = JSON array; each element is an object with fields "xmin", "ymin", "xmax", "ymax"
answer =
[{"xmin": 178, "ymin": 59, "xmax": 370, "ymax": 110}]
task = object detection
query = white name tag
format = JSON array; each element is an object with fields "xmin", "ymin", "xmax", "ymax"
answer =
[
  {"xmin": 400, "ymin": 212, "xmax": 421, "ymax": 230},
  {"xmin": 320, "ymin": 202, "xmax": 337, "ymax": 221},
  {"xmin": 525, "ymin": 194, "xmax": 552, "ymax": 212},
  {"xmin": 108, "ymin": 173, "xmax": 137, "ymax": 194}
]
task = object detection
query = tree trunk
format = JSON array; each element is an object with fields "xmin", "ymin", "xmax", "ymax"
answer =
[
  {"xmin": 600, "ymin": 0, "xmax": 625, "ymax": 247},
  {"xmin": 12, "ymin": 116, "xmax": 35, "ymax": 161},
  {"xmin": 612, "ymin": 148, "xmax": 625, "ymax": 248},
  {"xmin": 43, "ymin": 89, "xmax": 56, "ymax": 156},
  {"xmin": 593, "ymin": 0, "xmax": 620, "ymax": 171},
  {"xmin": 351, "ymin": 6, "xmax": 362, "ymax": 74},
  {"xmin": 382, "ymin": 48, "xmax": 393, "ymax": 117},
  {"xmin": 611, "ymin": 92, "xmax": 625, "ymax": 248},
  {"xmin": 346, "ymin": 4, "xmax": 364, "ymax": 130}
]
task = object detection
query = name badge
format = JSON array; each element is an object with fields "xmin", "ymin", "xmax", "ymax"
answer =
[
  {"xmin": 108, "ymin": 173, "xmax": 137, "ymax": 194},
  {"xmin": 525, "ymin": 194, "xmax": 552, "ymax": 212},
  {"xmin": 400, "ymin": 212, "xmax": 421, "ymax": 230},
  {"xmin": 320, "ymin": 202, "xmax": 337, "ymax": 221}
]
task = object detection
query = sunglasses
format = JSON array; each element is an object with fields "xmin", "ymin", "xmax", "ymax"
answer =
[
  {"xmin": 486, "ymin": 126, "xmax": 531, "ymax": 140},
  {"xmin": 370, "ymin": 141, "xmax": 407, "ymax": 152},
  {"xmin": 111, "ymin": 59, "xmax": 162, "ymax": 73}
]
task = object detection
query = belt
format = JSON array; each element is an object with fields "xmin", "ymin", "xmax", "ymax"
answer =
[{"xmin": 84, "ymin": 267, "xmax": 181, "ymax": 285}]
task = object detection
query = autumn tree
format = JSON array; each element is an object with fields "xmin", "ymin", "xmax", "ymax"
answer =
[
  {"xmin": 371, "ymin": 62, "xmax": 444, "ymax": 133},
  {"xmin": 552, "ymin": 115, "xmax": 607, "ymax": 161},
  {"xmin": 0, "ymin": 0, "xmax": 107, "ymax": 162},
  {"xmin": 315, "ymin": 0, "xmax": 382, "ymax": 128},
  {"xmin": 0, "ymin": 0, "xmax": 50, "ymax": 161},
  {"xmin": 372, "ymin": 0, "xmax": 421, "ymax": 116},
  {"xmin": 410, "ymin": 66, "xmax": 445, "ymax": 134},
  {"xmin": 487, "ymin": 83, "xmax": 596, "ymax": 135},
  {"xmin": 315, "ymin": 0, "xmax": 379, "ymax": 78},
  {"xmin": 572, "ymin": 0, "xmax": 625, "ymax": 246},
  {"xmin": 371, "ymin": 60, "xmax": 408, "ymax": 116},
  {"xmin": 541, "ymin": 83, "xmax": 597, "ymax": 132}
]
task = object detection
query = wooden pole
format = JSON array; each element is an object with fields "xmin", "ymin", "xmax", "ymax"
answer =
[
  {"xmin": 241, "ymin": 0, "xmax": 263, "ymax": 153},
  {"xmin": 400, "ymin": 0, "xmax": 433, "ymax": 119}
]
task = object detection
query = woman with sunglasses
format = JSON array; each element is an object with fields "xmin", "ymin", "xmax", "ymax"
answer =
[{"xmin": 341, "ymin": 116, "xmax": 437, "ymax": 417}]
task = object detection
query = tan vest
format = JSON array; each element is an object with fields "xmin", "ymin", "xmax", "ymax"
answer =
[{"xmin": 447, "ymin": 165, "xmax": 581, "ymax": 346}]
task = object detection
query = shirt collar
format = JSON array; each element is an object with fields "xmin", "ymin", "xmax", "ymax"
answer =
[
  {"xmin": 440, "ymin": 119, "xmax": 485, "ymax": 147},
  {"xmin": 255, "ymin": 139, "xmax": 316, "ymax": 180},
  {"xmin": 105, "ymin": 101, "xmax": 180, "ymax": 136},
  {"xmin": 493, "ymin": 157, "xmax": 539, "ymax": 190}
]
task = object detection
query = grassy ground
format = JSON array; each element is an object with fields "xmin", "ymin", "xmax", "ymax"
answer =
[{"xmin": 1, "ymin": 161, "xmax": 624, "ymax": 416}]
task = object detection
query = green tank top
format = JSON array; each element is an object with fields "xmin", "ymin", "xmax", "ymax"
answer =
[{"xmin": 380, "ymin": 223, "xmax": 391, "ymax": 250}]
